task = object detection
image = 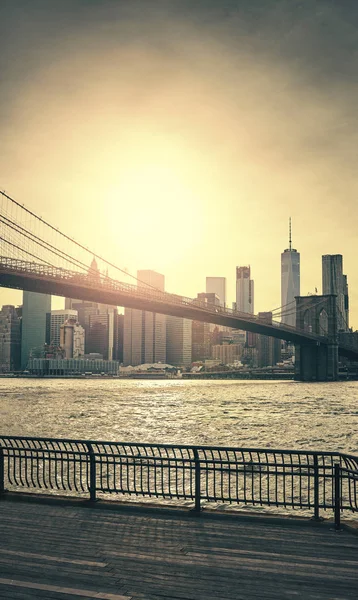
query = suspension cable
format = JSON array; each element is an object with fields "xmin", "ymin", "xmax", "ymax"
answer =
[{"xmin": 0, "ymin": 190, "xmax": 163, "ymax": 293}]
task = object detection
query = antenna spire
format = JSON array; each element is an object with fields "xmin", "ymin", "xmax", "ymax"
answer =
[{"xmin": 289, "ymin": 217, "xmax": 292, "ymax": 251}]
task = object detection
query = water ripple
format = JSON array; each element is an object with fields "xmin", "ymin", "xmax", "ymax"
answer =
[{"xmin": 0, "ymin": 379, "xmax": 357, "ymax": 454}]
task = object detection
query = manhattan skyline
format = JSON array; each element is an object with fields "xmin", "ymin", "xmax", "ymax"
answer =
[{"xmin": 1, "ymin": 1, "xmax": 357, "ymax": 324}]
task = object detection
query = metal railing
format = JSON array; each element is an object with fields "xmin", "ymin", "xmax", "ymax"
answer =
[{"xmin": 0, "ymin": 436, "xmax": 357, "ymax": 527}]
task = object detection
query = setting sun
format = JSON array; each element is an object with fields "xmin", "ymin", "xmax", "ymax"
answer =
[{"xmin": 104, "ymin": 148, "xmax": 204, "ymax": 268}]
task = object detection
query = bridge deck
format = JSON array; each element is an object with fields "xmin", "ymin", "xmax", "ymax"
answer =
[{"xmin": 0, "ymin": 496, "xmax": 357, "ymax": 600}]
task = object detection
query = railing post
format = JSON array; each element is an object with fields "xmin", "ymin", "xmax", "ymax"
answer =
[
  {"xmin": 334, "ymin": 462, "xmax": 341, "ymax": 531},
  {"xmin": 313, "ymin": 454, "xmax": 320, "ymax": 520},
  {"xmin": 193, "ymin": 448, "xmax": 201, "ymax": 514},
  {"xmin": 0, "ymin": 445, "xmax": 4, "ymax": 496},
  {"xmin": 87, "ymin": 443, "xmax": 97, "ymax": 502}
]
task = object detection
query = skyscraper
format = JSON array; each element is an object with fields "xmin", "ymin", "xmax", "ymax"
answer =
[
  {"xmin": 21, "ymin": 291, "xmax": 51, "ymax": 369},
  {"xmin": 206, "ymin": 277, "xmax": 226, "ymax": 307},
  {"xmin": 236, "ymin": 266, "xmax": 254, "ymax": 314},
  {"xmin": 281, "ymin": 219, "xmax": 300, "ymax": 328},
  {"xmin": 123, "ymin": 270, "xmax": 166, "ymax": 366},
  {"xmin": 257, "ymin": 312, "xmax": 281, "ymax": 367},
  {"xmin": 322, "ymin": 254, "xmax": 348, "ymax": 331},
  {"xmin": 191, "ymin": 293, "xmax": 220, "ymax": 361},
  {"xmin": 343, "ymin": 274, "xmax": 349, "ymax": 330},
  {"xmin": 113, "ymin": 312, "xmax": 124, "ymax": 362},
  {"xmin": 87, "ymin": 308, "xmax": 115, "ymax": 360},
  {"xmin": 166, "ymin": 316, "xmax": 192, "ymax": 367},
  {"xmin": 65, "ymin": 299, "xmax": 99, "ymax": 352},
  {"xmin": 64, "ymin": 258, "xmax": 101, "ymax": 352}
]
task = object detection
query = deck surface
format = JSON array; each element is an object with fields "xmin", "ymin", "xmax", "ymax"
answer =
[{"xmin": 0, "ymin": 497, "xmax": 357, "ymax": 600}]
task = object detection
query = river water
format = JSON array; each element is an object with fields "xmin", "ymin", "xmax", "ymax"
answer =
[{"xmin": 1, "ymin": 378, "xmax": 357, "ymax": 454}]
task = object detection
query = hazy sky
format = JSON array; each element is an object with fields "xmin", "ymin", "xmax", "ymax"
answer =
[{"xmin": 1, "ymin": 0, "xmax": 358, "ymax": 326}]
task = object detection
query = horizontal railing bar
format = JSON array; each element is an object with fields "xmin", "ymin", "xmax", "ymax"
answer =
[
  {"xmin": 1, "ymin": 452, "xmax": 335, "ymax": 468},
  {"xmin": 0, "ymin": 451, "xmax": 348, "ymax": 470},
  {"xmin": 202, "ymin": 497, "xmax": 350, "ymax": 509},
  {"xmin": 100, "ymin": 488, "xmax": 195, "ymax": 497},
  {"xmin": 0, "ymin": 435, "xmax": 350, "ymax": 458},
  {"xmin": 2, "ymin": 449, "xmax": 90, "ymax": 457}
]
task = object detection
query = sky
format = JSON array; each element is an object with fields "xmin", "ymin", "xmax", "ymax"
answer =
[{"xmin": 1, "ymin": 0, "xmax": 358, "ymax": 326}]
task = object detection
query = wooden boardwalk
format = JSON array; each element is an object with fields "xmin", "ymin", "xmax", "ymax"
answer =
[{"xmin": 0, "ymin": 496, "xmax": 357, "ymax": 600}]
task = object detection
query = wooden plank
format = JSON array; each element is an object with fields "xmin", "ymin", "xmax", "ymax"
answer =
[{"xmin": 0, "ymin": 499, "xmax": 357, "ymax": 600}]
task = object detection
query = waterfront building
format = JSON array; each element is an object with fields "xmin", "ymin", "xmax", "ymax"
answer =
[
  {"xmin": 206, "ymin": 277, "xmax": 226, "ymax": 307},
  {"xmin": 27, "ymin": 357, "xmax": 119, "ymax": 376},
  {"xmin": 50, "ymin": 309, "xmax": 78, "ymax": 346},
  {"xmin": 236, "ymin": 266, "xmax": 254, "ymax": 314},
  {"xmin": 240, "ymin": 346, "xmax": 258, "ymax": 368},
  {"xmin": 211, "ymin": 344, "xmax": 241, "ymax": 365},
  {"xmin": 0, "ymin": 305, "xmax": 21, "ymax": 372},
  {"xmin": 21, "ymin": 291, "xmax": 51, "ymax": 370},
  {"xmin": 166, "ymin": 316, "xmax": 192, "ymax": 367},
  {"xmin": 60, "ymin": 319, "xmax": 85, "ymax": 359},
  {"xmin": 123, "ymin": 270, "xmax": 166, "ymax": 366},
  {"xmin": 281, "ymin": 219, "xmax": 300, "ymax": 328},
  {"xmin": 322, "ymin": 254, "xmax": 348, "ymax": 331}
]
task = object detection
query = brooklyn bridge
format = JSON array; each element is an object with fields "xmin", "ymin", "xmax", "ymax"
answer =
[{"xmin": 1, "ymin": 190, "xmax": 357, "ymax": 381}]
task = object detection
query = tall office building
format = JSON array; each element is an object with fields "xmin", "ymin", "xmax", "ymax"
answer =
[
  {"xmin": 281, "ymin": 219, "xmax": 300, "ymax": 328},
  {"xmin": 65, "ymin": 299, "xmax": 99, "ymax": 352},
  {"xmin": 206, "ymin": 277, "xmax": 226, "ymax": 307},
  {"xmin": 322, "ymin": 254, "xmax": 348, "ymax": 331},
  {"xmin": 191, "ymin": 293, "xmax": 220, "ymax": 361},
  {"xmin": 343, "ymin": 275, "xmax": 349, "ymax": 330},
  {"xmin": 257, "ymin": 312, "xmax": 281, "ymax": 367},
  {"xmin": 137, "ymin": 270, "xmax": 165, "ymax": 290},
  {"xmin": 166, "ymin": 316, "xmax": 192, "ymax": 367},
  {"xmin": 113, "ymin": 312, "xmax": 124, "ymax": 362},
  {"xmin": 0, "ymin": 305, "xmax": 21, "ymax": 372},
  {"xmin": 123, "ymin": 270, "xmax": 166, "ymax": 366},
  {"xmin": 196, "ymin": 292, "xmax": 220, "ymax": 307},
  {"xmin": 124, "ymin": 309, "xmax": 142, "ymax": 366},
  {"xmin": 138, "ymin": 270, "xmax": 166, "ymax": 363},
  {"xmin": 50, "ymin": 309, "xmax": 78, "ymax": 346},
  {"xmin": 87, "ymin": 308, "xmax": 115, "ymax": 360},
  {"xmin": 236, "ymin": 266, "xmax": 254, "ymax": 314},
  {"xmin": 21, "ymin": 291, "xmax": 51, "ymax": 369}
]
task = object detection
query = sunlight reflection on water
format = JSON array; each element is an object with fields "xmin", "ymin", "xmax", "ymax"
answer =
[{"xmin": 1, "ymin": 379, "xmax": 357, "ymax": 454}]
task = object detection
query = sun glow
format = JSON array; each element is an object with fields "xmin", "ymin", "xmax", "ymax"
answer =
[{"xmin": 105, "ymin": 151, "xmax": 204, "ymax": 270}]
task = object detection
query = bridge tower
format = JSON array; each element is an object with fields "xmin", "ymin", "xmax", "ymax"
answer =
[{"xmin": 294, "ymin": 295, "xmax": 338, "ymax": 382}]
